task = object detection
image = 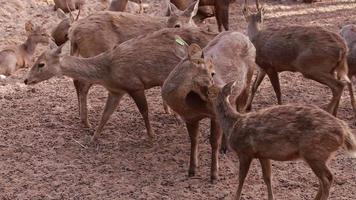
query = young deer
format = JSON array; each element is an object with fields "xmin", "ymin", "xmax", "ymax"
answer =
[
  {"xmin": 243, "ymin": 6, "xmax": 350, "ymax": 117},
  {"xmin": 53, "ymin": 0, "xmax": 85, "ymax": 13},
  {"xmin": 65, "ymin": 1, "xmax": 200, "ymax": 128},
  {"xmin": 162, "ymin": 32, "xmax": 256, "ymax": 181},
  {"xmin": 24, "ymin": 27, "xmax": 215, "ymax": 139},
  {"xmin": 0, "ymin": 21, "xmax": 50, "ymax": 77},
  {"xmin": 207, "ymin": 81, "xmax": 356, "ymax": 200},
  {"xmin": 340, "ymin": 24, "xmax": 356, "ymax": 121}
]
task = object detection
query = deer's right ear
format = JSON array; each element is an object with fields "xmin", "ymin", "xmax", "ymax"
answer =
[
  {"xmin": 57, "ymin": 9, "xmax": 68, "ymax": 20},
  {"xmin": 242, "ymin": 6, "xmax": 250, "ymax": 19},
  {"xmin": 49, "ymin": 40, "xmax": 58, "ymax": 50}
]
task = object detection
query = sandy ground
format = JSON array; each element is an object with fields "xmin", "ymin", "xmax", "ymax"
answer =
[{"xmin": 0, "ymin": 0, "xmax": 356, "ymax": 199}]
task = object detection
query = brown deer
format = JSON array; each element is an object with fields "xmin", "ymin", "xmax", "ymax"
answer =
[
  {"xmin": 53, "ymin": 0, "xmax": 85, "ymax": 13},
  {"xmin": 105, "ymin": 0, "xmax": 143, "ymax": 12},
  {"xmin": 162, "ymin": 32, "xmax": 256, "ymax": 181},
  {"xmin": 65, "ymin": 1, "xmax": 200, "ymax": 128},
  {"xmin": 207, "ymin": 81, "xmax": 356, "ymax": 200},
  {"xmin": 340, "ymin": 24, "xmax": 356, "ymax": 121},
  {"xmin": 243, "ymin": 6, "xmax": 350, "ymax": 117},
  {"xmin": 0, "ymin": 21, "xmax": 50, "ymax": 78},
  {"xmin": 51, "ymin": 8, "xmax": 81, "ymax": 46}
]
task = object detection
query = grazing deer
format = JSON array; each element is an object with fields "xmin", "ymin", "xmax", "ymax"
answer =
[
  {"xmin": 0, "ymin": 21, "xmax": 49, "ymax": 77},
  {"xmin": 65, "ymin": 1, "xmax": 200, "ymax": 128},
  {"xmin": 24, "ymin": 27, "xmax": 215, "ymax": 139},
  {"xmin": 53, "ymin": 0, "xmax": 85, "ymax": 13},
  {"xmin": 243, "ymin": 6, "xmax": 349, "ymax": 117},
  {"xmin": 51, "ymin": 8, "xmax": 81, "ymax": 46},
  {"xmin": 207, "ymin": 81, "xmax": 356, "ymax": 200},
  {"xmin": 340, "ymin": 24, "xmax": 356, "ymax": 121},
  {"xmin": 162, "ymin": 32, "xmax": 256, "ymax": 181}
]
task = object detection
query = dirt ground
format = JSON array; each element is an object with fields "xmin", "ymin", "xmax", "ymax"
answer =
[{"xmin": 0, "ymin": 0, "xmax": 356, "ymax": 199}]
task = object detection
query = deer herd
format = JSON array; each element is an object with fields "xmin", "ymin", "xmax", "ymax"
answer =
[{"xmin": 1, "ymin": 0, "xmax": 356, "ymax": 199}]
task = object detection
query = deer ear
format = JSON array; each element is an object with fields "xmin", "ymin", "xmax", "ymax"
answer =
[
  {"xmin": 222, "ymin": 81, "xmax": 236, "ymax": 96},
  {"xmin": 188, "ymin": 43, "xmax": 203, "ymax": 60},
  {"xmin": 57, "ymin": 8, "xmax": 68, "ymax": 19},
  {"xmin": 183, "ymin": 0, "xmax": 199, "ymax": 18},
  {"xmin": 49, "ymin": 40, "xmax": 58, "ymax": 50},
  {"xmin": 166, "ymin": 1, "xmax": 180, "ymax": 16},
  {"xmin": 25, "ymin": 21, "xmax": 35, "ymax": 33}
]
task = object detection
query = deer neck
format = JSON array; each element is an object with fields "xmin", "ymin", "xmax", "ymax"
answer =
[
  {"xmin": 60, "ymin": 55, "xmax": 109, "ymax": 84},
  {"xmin": 247, "ymin": 20, "xmax": 260, "ymax": 40},
  {"xmin": 213, "ymin": 94, "xmax": 241, "ymax": 139}
]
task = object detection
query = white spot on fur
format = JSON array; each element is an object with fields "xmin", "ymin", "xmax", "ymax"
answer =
[{"xmin": 0, "ymin": 75, "xmax": 6, "ymax": 80}]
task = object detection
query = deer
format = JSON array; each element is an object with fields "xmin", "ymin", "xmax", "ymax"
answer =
[
  {"xmin": 0, "ymin": 21, "xmax": 50, "ymax": 78},
  {"xmin": 340, "ymin": 24, "xmax": 356, "ymax": 122},
  {"xmin": 51, "ymin": 8, "xmax": 81, "ymax": 46},
  {"xmin": 207, "ymin": 81, "xmax": 356, "ymax": 200},
  {"xmin": 161, "ymin": 32, "xmax": 256, "ymax": 181},
  {"xmin": 243, "ymin": 5, "xmax": 350, "ymax": 117},
  {"xmin": 62, "ymin": 0, "xmax": 201, "ymax": 129},
  {"xmin": 105, "ymin": 0, "xmax": 143, "ymax": 12},
  {"xmin": 24, "ymin": 27, "xmax": 217, "ymax": 178},
  {"xmin": 53, "ymin": 0, "xmax": 85, "ymax": 13}
]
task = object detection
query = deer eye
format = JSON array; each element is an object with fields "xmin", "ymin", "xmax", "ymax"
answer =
[
  {"xmin": 174, "ymin": 23, "xmax": 181, "ymax": 28},
  {"xmin": 211, "ymin": 72, "xmax": 215, "ymax": 77},
  {"xmin": 38, "ymin": 63, "xmax": 45, "ymax": 68}
]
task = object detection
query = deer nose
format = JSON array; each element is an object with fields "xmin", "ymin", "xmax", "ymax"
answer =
[{"xmin": 24, "ymin": 79, "xmax": 28, "ymax": 85}]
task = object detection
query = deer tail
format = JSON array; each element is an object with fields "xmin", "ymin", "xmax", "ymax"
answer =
[{"xmin": 335, "ymin": 52, "xmax": 350, "ymax": 83}]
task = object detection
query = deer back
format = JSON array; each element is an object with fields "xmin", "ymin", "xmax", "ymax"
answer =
[{"xmin": 340, "ymin": 24, "xmax": 356, "ymax": 77}]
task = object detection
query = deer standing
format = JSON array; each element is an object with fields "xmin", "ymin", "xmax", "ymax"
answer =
[
  {"xmin": 162, "ymin": 31, "xmax": 256, "ymax": 181},
  {"xmin": 340, "ymin": 24, "xmax": 356, "ymax": 121},
  {"xmin": 24, "ymin": 27, "xmax": 217, "ymax": 179},
  {"xmin": 207, "ymin": 81, "xmax": 356, "ymax": 200},
  {"xmin": 50, "ymin": 1, "xmax": 200, "ymax": 128},
  {"xmin": 243, "ymin": 6, "xmax": 349, "ymax": 117},
  {"xmin": 0, "ymin": 21, "xmax": 49, "ymax": 78}
]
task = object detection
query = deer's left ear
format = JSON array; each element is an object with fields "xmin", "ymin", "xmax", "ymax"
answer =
[
  {"xmin": 25, "ymin": 21, "xmax": 35, "ymax": 33},
  {"xmin": 188, "ymin": 43, "xmax": 203, "ymax": 60}
]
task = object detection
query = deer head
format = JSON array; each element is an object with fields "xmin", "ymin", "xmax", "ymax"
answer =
[
  {"xmin": 25, "ymin": 21, "xmax": 50, "ymax": 45},
  {"xmin": 167, "ymin": 0, "xmax": 200, "ymax": 28},
  {"xmin": 24, "ymin": 41, "xmax": 65, "ymax": 85}
]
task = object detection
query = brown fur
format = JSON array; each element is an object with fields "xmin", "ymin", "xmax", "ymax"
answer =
[
  {"xmin": 162, "ymin": 31, "xmax": 256, "ymax": 182},
  {"xmin": 63, "ymin": 2, "xmax": 200, "ymax": 128},
  {"xmin": 0, "ymin": 21, "xmax": 49, "ymax": 76},
  {"xmin": 243, "ymin": 7, "xmax": 349, "ymax": 117},
  {"xmin": 208, "ymin": 82, "xmax": 356, "ymax": 200},
  {"xmin": 53, "ymin": 0, "xmax": 85, "ymax": 13},
  {"xmin": 25, "ymin": 27, "xmax": 216, "ymax": 144},
  {"xmin": 340, "ymin": 24, "xmax": 356, "ymax": 122},
  {"xmin": 106, "ymin": 0, "xmax": 143, "ymax": 12}
]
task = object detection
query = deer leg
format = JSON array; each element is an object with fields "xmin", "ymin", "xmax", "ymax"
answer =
[
  {"xmin": 236, "ymin": 66, "xmax": 255, "ymax": 113},
  {"xmin": 235, "ymin": 155, "xmax": 252, "ymax": 200},
  {"xmin": 347, "ymin": 81, "xmax": 356, "ymax": 123},
  {"xmin": 91, "ymin": 92, "xmax": 124, "ymax": 142},
  {"xmin": 266, "ymin": 69, "xmax": 282, "ymax": 105},
  {"xmin": 210, "ymin": 118, "xmax": 222, "ymax": 183},
  {"xmin": 73, "ymin": 80, "xmax": 92, "ymax": 128},
  {"xmin": 259, "ymin": 158, "xmax": 274, "ymax": 200},
  {"xmin": 221, "ymin": 7, "xmax": 229, "ymax": 31},
  {"xmin": 129, "ymin": 90, "xmax": 154, "ymax": 139},
  {"xmin": 246, "ymin": 68, "xmax": 266, "ymax": 111},
  {"xmin": 305, "ymin": 73, "xmax": 345, "ymax": 116},
  {"xmin": 305, "ymin": 159, "xmax": 333, "ymax": 200},
  {"xmin": 214, "ymin": 5, "xmax": 224, "ymax": 32},
  {"xmin": 162, "ymin": 100, "xmax": 171, "ymax": 114},
  {"xmin": 186, "ymin": 120, "xmax": 200, "ymax": 177}
]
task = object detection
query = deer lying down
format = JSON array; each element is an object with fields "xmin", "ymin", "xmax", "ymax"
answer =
[
  {"xmin": 65, "ymin": 1, "xmax": 200, "ymax": 128},
  {"xmin": 207, "ymin": 82, "xmax": 356, "ymax": 200},
  {"xmin": 53, "ymin": 0, "xmax": 85, "ymax": 13},
  {"xmin": 0, "ymin": 21, "xmax": 49, "ymax": 78},
  {"xmin": 340, "ymin": 24, "xmax": 356, "ymax": 121},
  {"xmin": 243, "ymin": 6, "xmax": 349, "ymax": 117},
  {"xmin": 162, "ymin": 32, "xmax": 256, "ymax": 181}
]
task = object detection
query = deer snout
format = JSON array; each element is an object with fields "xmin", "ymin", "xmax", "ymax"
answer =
[{"xmin": 24, "ymin": 79, "xmax": 28, "ymax": 85}]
